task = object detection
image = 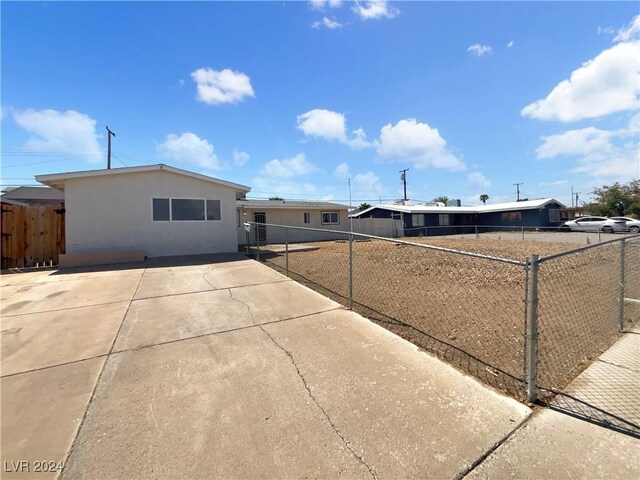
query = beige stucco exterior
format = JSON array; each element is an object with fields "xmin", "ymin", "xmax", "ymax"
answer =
[
  {"xmin": 64, "ymin": 170, "xmax": 242, "ymax": 257},
  {"xmin": 237, "ymin": 206, "xmax": 351, "ymax": 245}
]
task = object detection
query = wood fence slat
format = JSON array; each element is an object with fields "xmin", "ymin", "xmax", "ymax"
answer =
[{"xmin": 0, "ymin": 203, "xmax": 65, "ymax": 268}]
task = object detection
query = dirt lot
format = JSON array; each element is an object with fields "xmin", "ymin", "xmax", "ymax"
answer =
[{"xmin": 260, "ymin": 237, "xmax": 640, "ymax": 399}]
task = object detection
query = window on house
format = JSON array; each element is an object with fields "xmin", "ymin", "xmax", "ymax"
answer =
[
  {"xmin": 206, "ymin": 200, "xmax": 221, "ymax": 221},
  {"xmin": 549, "ymin": 209, "xmax": 560, "ymax": 223},
  {"xmin": 501, "ymin": 211, "xmax": 522, "ymax": 222},
  {"xmin": 321, "ymin": 211, "xmax": 339, "ymax": 224},
  {"xmin": 171, "ymin": 199, "xmax": 205, "ymax": 221},
  {"xmin": 304, "ymin": 212, "xmax": 311, "ymax": 224},
  {"xmin": 412, "ymin": 214, "xmax": 425, "ymax": 227},
  {"xmin": 391, "ymin": 212, "xmax": 402, "ymax": 220},
  {"xmin": 152, "ymin": 198, "xmax": 170, "ymax": 221},
  {"xmin": 438, "ymin": 214, "xmax": 450, "ymax": 226}
]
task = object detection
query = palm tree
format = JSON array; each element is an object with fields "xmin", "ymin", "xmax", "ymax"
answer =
[
  {"xmin": 433, "ymin": 196, "xmax": 449, "ymax": 205},
  {"xmin": 480, "ymin": 194, "xmax": 489, "ymax": 205}
]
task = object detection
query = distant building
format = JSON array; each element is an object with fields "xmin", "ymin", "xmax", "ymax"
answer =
[
  {"xmin": 0, "ymin": 186, "xmax": 64, "ymax": 207},
  {"xmin": 351, "ymin": 198, "xmax": 567, "ymax": 236}
]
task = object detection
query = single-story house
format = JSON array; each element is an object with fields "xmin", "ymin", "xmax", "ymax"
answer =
[
  {"xmin": 0, "ymin": 186, "xmax": 64, "ymax": 207},
  {"xmin": 36, "ymin": 164, "xmax": 250, "ymax": 264},
  {"xmin": 351, "ymin": 198, "xmax": 567, "ymax": 236},
  {"xmin": 237, "ymin": 199, "xmax": 352, "ymax": 245}
]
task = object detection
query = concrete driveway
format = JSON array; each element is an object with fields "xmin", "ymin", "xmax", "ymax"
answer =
[{"xmin": 2, "ymin": 254, "xmax": 531, "ymax": 479}]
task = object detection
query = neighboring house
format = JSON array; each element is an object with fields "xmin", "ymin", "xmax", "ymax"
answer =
[
  {"xmin": 351, "ymin": 198, "xmax": 566, "ymax": 236},
  {"xmin": 237, "ymin": 199, "xmax": 352, "ymax": 245},
  {"xmin": 0, "ymin": 186, "xmax": 64, "ymax": 207},
  {"xmin": 36, "ymin": 164, "xmax": 250, "ymax": 262}
]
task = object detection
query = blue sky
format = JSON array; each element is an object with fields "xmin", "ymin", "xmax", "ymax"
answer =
[{"xmin": 2, "ymin": 1, "xmax": 639, "ymax": 206}]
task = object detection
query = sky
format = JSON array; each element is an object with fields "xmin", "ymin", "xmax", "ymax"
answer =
[{"xmin": 1, "ymin": 1, "xmax": 639, "ymax": 207}]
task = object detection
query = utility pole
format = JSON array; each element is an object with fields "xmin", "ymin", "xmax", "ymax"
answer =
[
  {"xmin": 106, "ymin": 126, "xmax": 116, "ymax": 169},
  {"xmin": 399, "ymin": 169, "xmax": 409, "ymax": 202},
  {"xmin": 513, "ymin": 182, "xmax": 523, "ymax": 202},
  {"xmin": 575, "ymin": 192, "xmax": 581, "ymax": 207},
  {"xmin": 571, "ymin": 186, "xmax": 575, "ymax": 208}
]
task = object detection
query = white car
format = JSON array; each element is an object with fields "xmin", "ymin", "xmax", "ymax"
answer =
[
  {"xmin": 560, "ymin": 216, "xmax": 627, "ymax": 233},
  {"xmin": 610, "ymin": 217, "xmax": 640, "ymax": 234}
]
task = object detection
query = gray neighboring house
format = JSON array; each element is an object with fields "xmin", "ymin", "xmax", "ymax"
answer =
[
  {"xmin": 237, "ymin": 199, "xmax": 352, "ymax": 245},
  {"xmin": 0, "ymin": 186, "xmax": 65, "ymax": 207}
]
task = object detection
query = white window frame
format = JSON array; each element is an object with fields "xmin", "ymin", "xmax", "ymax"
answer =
[
  {"xmin": 412, "ymin": 214, "xmax": 425, "ymax": 227},
  {"xmin": 321, "ymin": 211, "xmax": 340, "ymax": 225},
  {"xmin": 304, "ymin": 212, "xmax": 311, "ymax": 224},
  {"xmin": 438, "ymin": 214, "xmax": 450, "ymax": 226},
  {"xmin": 151, "ymin": 197, "xmax": 223, "ymax": 222}
]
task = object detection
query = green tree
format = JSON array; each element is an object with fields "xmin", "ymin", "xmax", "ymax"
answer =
[
  {"xmin": 479, "ymin": 194, "xmax": 489, "ymax": 205},
  {"xmin": 587, "ymin": 180, "xmax": 640, "ymax": 216},
  {"xmin": 268, "ymin": 196, "xmax": 284, "ymax": 201},
  {"xmin": 359, "ymin": 202, "xmax": 372, "ymax": 211},
  {"xmin": 432, "ymin": 196, "xmax": 449, "ymax": 205}
]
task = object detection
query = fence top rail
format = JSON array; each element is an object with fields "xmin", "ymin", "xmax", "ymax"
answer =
[
  {"xmin": 537, "ymin": 233, "xmax": 639, "ymax": 263},
  {"xmin": 245, "ymin": 221, "xmax": 526, "ymax": 266}
]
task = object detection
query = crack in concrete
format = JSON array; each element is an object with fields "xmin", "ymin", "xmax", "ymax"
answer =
[{"xmin": 226, "ymin": 288, "xmax": 378, "ymax": 480}]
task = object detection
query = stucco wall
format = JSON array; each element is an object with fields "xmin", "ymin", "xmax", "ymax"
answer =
[
  {"xmin": 65, "ymin": 170, "xmax": 240, "ymax": 257},
  {"xmin": 237, "ymin": 207, "xmax": 351, "ymax": 244}
]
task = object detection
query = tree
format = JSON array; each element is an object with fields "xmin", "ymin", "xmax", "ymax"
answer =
[
  {"xmin": 587, "ymin": 180, "xmax": 640, "ymax": 216},
  {"xmin": 268, "ymin": 196, "xmax": 284, "ymax": 201},
  {"xmin": 359, "ymin": 202, "xmax": 372, "ymax": 211},
  {"xmin": 432, "ymin": 196, "xmax": 449, "ymax": 205},
  {"xmin": 479, "ymin": 194, "xmax": 489, "ymax": 205}
]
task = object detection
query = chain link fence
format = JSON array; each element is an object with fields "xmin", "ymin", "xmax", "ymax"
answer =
[{"xmin": 244, "ymin": 222, "xmax": 640, "ymax": 404}]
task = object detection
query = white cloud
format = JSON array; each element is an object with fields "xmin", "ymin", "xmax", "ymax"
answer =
[
  {"xmin": 613, "ymin": 15, "xmax": 640, "ymax": 43},
  {"xmin": 597, "ymin": 26, "xmax": 615, "ymax": 36},
  {"xmin": 312, "ymin": 17, "xmax": 344, "ymax": 29},
  {"xmin": 467, "ymin": 172, "xmax": 491, "ymax": 189},
  {"xmin": 309, "ymin": 0, "xmax": 342, "ymax": 10},
  {"xmin": 534, "ymin": 118, "xmax": 640, "ymax": 179},
  {"xmin": 296, "ymin": 109, "xmax": 371, "ymax": 149},
  {"xmin": 260, "ymin": 153, "xmax": 317, "ymax": 179},
  {"xmin": 375, "ymin": 118, "xmax": 465, "ymax": 171},
  {"xmin": 536, "ymin": 127, "xmax": 617, "ymax": 159},
  {"xmin": 352, "ymin": 171, "xmax": 383, "ymax": 199},
  {"xmin": 507, "ymin": 40, "xmax": 515, "ymax": 48},
  {"xmin": 521, "ymin": 41, "xmax": 640, "ymax": 122},
  {"xmin": 252, "ymin": 153, "xmax": 318, "ymax": 198},
  {"xmin": 232, "ymin": 149, "xmax": 250, "ymax": 166},
  {"xmin": 334, "ymin": 162, "xmax": 350, "ymax": 179},
  {"xmin": 467, "ymin": 44, "xmax": 493, "ymax": 56},
  {"xmin": 352, "ymin": 0, "xmax": 399, "ymax": 20},
  {"xmin": 157, "ymin": 132, "xmax": 219, "ymax": 169},
  {"xmin": 346, "ymin": 127, "xmax": 372, "ymax": 149},
  {"xmin": 297, "ymin": 109, "xmax": 346, "ymax": 142},
  {"xmin": 191, "ymin": 68, "xmax": 255, "ymax": 105},
  {"xmin": 539, "ymin": 180, "xmax": 568, "ymax": 187},
  {"xmin": 12, "ymin": 108, "xmax": 102, "ymax": 163}
]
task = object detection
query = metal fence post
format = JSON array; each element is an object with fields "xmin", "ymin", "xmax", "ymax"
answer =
[
  {"xmin": 618, "ymin": 239, "xmax": 626, "ymax": 332},
  {"xmin": 256, "ymin": 235, "xmax": 260, "ymax": 262},
  {"xmin": 475, "ymin": 225, "xmax": 479, "ymax": 239},
  {"xmin": 348, "ymin": 232, "xmax": 353, "ymax": 310},
  {"xmin": 521, "ymin": 226, "xmax": 525, "ymax": 241},
  {"xmin": 525, "ymin": 254, "xmax": 540, "ymax": 403},
  {"xmin": 285, "ymin": 226, "xmax": 289, "ymax": 276}
]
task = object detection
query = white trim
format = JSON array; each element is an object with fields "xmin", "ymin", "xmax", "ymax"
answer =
[
  {"xmin": 36, "ymin": 164, "xmax": 250, "ymax": 196},
  {"xmin": 321, "ymin": 211, "xmax": 340, "ymax": 225}
]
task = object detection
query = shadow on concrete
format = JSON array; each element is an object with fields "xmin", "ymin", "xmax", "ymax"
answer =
[
  {"xmin": 544, "ymin": 391, "xmax": 640, "ymax": 439},
  {"xmin": 258, "ymin": 255, "xmax": 527, "ymax": 401}
]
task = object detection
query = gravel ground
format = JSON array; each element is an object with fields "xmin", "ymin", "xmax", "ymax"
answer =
[{"xmin": 259, "ymin": 237, "xmax": 640, "ymax": 400}]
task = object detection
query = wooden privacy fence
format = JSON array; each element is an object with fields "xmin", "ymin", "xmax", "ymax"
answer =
[{"xmin": 1, "ymin": 203, "xmax": 65, "ymax": 269}]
